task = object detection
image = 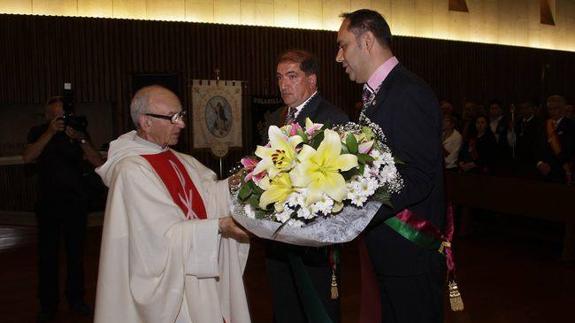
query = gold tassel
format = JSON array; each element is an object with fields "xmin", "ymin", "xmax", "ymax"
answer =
[
  {"xmin": 330, "ymin": 271, "xmax": 339, "ymax": 299},
  {"xmin": 448, "ymin": 280, "xmax": 464, "ymax": 311}
]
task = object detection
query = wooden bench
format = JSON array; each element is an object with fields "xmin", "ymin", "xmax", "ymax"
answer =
[{"xmin": 445, "ymin": 172, "xmax": 575, "ymax": 261}]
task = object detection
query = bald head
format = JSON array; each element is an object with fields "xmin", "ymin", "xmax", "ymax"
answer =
[
  {"xmin": 131, "ymin": 85, "xmax": 179, "ymax": 129},
  {"xmin": 131, "ymin": 85, "xmax": 185, "ymax": 147}
]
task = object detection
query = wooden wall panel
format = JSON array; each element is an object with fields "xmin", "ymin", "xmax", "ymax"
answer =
[{"xmin": 1, "ymin": 13, "xmax": 574, "ymax": 174}]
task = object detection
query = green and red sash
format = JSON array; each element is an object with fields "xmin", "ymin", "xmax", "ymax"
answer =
[
  {"xmin": 384, "ymin": 205, "xmax": 455, "ymax": 274},
  {"xmin": 359, "ymin": 204, "xmax": 462, "ymax": 322}
]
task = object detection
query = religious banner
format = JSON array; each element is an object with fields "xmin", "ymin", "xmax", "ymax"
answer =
[{"xmin": 191, "ymin": 80, "xmax": 242, "ymax": 149}]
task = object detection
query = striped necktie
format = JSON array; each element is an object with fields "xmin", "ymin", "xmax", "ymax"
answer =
[
  {"xmin": 362, "ymin": 84, "xmax": 375, "ymax": 107},
  {"xmin": 286, "ymin": 107, "xmax": 297, "ymax": 125}
]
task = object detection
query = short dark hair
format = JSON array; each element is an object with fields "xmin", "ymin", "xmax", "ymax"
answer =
[
  {"xmin": 340, "ymin": 9, "xmax": 392, "ymax": 47},
  {"xmin": 277, "ymin": 49, "xmax": 319, "ymax": 76},
  {"xmin": 489, "ymin": 99, "xmax": 502, "ymax": 107},
  {"xmin": 46, "ymin": 96, "xmax": 63, "ymax": 106}
]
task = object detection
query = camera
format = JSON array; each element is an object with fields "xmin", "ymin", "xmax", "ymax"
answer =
[{"xmin": 61, "ymin": 83, "xmax": 88, "ymax": 132}]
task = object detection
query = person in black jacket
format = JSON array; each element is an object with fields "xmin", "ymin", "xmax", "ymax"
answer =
[
  {"xmin": 266, "ymin": 49, "xmax": 348, "ymax": 323},
  {"xmin": 459, "ymin": 115, "xmax": 498, "ymax": 174},
  {"xmin": 537, "ymin": 95, "xmax": 575, "ymax": 184},
  {"xmin": 22, "ymin": 97, "xmax": 104, "ymax": 321},
  {"xmin": 336, "ymin": 9, "xmax": 445, "ymax": 323},
  {"xmin": 514, "ymin": 100, "xmax": 544, "ymax": 178}
]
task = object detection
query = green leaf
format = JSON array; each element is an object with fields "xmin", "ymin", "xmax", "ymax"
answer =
[
  {"xmin": 373, "ymin": 189, "xmax": 394, "ymax": 208},
  {"xmin": 247, "ymin": 194, "xmax": 260, "ymax": 209},
  {"xmin": 254, "ymin": 208, "xmax": 267, "ymax": 219},
  {"xmin": 341, "ymin": 167, "xmax": 360, "ymax": 180},
  {"xmin": 341, "ymin": 144, "xmax": 349, "ymax": 154},
  {"xmin": 310, "ymin": 131, "xmax": 324, "ymax": 149},
  {"xmin": 297, "ymin": 128, "xmax": 308, "ymax": 143},
  {"xmin": 237, "ymin": 182, "xmax": 253, "ymax": 200},
  {"xmin": 357, "ymin": 153, "xmax": 374, "ymax": 164},
  {"xmin": 346, "ymin": 133, "xmax": 358, "ymax": 154}
]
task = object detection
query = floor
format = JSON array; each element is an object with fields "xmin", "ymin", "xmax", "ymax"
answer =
[{"xmin": 0, "ymin": 216, "xmax": 574, "ymax": 323}]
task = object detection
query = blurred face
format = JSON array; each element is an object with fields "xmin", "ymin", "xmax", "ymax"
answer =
[
  {"xmin": 443, "ymin": 116, "xmax": 454, "ymax": 131},
  {"xmin": 518, "ymin": 103, "xmax": 534, "ymax": 119},
  {"xmin": 441, "ymin": 102, "xmax": 454, "ymax": 115},
  {"xmin": 276, "ymin": 61, "xmax": 316, "ymax": 108},
  {"xmin": 45, "ymin": 102, "xmax": 64, "ymax": 120},
  {"xmin": 463, "ymin": 102, "xmax": 476, "ymax": 120},
  {"xmin": 547, "ymin": 96, "xmax": 565, "ymax": 120},
  {"xmin": 143, "ymin": 90, "xmax": 185, "ymax": 147},
  {"xmin": 489, "ymin": 104, "xmax": 502, "ymax": 119},
  {"xmin": 336, "ymin": 19, "xmax": 370, "ymax": 83},
  {"xmin": 475, "ymin": 117, "xmax": 488, "ymax": 133}
]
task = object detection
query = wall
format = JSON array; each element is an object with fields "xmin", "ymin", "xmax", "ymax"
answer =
[
  {"xmin": 1, "ymin": 0, "xmax": 574, "ymax": 52},
  {"xmin": 0, "ymin": 13, "xmax": 574, "ymax": 165},
  {"xmin": 1, "ymin": 13, "xmax": 574, "ymax": 210}
]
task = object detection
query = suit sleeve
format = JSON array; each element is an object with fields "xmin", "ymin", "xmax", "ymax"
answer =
[{"xmin": 372, "ymin": 83, "xmax": 442, "ymax": 223}]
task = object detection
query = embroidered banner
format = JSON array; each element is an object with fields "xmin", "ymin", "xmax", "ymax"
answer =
[{"xmin": 191, "ymin": 80, "xmax": 242, "ymax": 149}]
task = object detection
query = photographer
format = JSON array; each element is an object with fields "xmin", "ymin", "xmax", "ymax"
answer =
[{"xmin": 22, "ymin": 96, "xmax": 103, "ymax": 321}]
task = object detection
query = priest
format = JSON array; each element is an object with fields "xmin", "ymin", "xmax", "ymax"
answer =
[{"xmin": 94, "ymin": 85, "xmax": 251, "ymax": 323}]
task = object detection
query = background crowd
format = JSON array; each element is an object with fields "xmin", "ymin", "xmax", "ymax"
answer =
[{"xmin": 440, "ymin": 95, "xmax": 575, "ymax": 185}]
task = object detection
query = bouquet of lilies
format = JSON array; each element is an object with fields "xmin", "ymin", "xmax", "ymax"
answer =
[{"xmin": 232, "ymin": 118, "xmax": 403, "ymax": 246}]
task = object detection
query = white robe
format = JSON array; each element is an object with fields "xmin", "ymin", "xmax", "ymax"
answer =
[{"xmin": 94, "ymin": 131, "xmax": 251, "ymax": 323}]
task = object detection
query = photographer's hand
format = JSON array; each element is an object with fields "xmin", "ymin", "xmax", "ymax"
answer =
[
  {"xmin": 22, "ymin": 117, "xmax": 65, "ymax": 163},
  {"xmin": 66, "ymin": 127, "xmax": 104, "ymax": 168},
  {"xmin": 48, "ymin": 116, "xmax": 65, "ymax": 134},
  {"xmin": 65, "ymin": 127, "xmax": 85, "ymax": 141}
]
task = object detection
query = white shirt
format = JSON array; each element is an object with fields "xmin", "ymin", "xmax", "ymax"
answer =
[{"xmin": 443, "ymin": 129, "xmax": 463, "ymax": 169}]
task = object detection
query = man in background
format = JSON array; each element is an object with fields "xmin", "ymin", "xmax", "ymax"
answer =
[
  {"xmin": 537, "ymin": 95, "xmax": 575, "ymax": 184},
  {"xmin": 23, "ymin": 96, "xmax": 103, "ymax": 321}
]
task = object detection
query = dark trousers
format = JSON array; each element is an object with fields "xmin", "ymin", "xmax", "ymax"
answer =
[
  {"xmin": 37, "ymin": 206, "xmax": 87, "ymax": 310},
  {"xmin": 266, "ymin": 242, "xmax": 340, "ymax": 323},
  {"xmin": 377, "ymin": 263, "xmax": 445, "ymax": 323}
]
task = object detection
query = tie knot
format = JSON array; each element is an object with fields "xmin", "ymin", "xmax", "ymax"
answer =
[
  {"xmin": 362, "ymin": 85, "xmax": 375, "ymax": 106},
  {"xmin": 286, "ymin": 107, "xmax": 297, "ymax": 125}
]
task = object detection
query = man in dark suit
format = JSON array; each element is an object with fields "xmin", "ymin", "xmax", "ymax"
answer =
[
  {"xmin": 537, "ymin": 95, "xmax": 575, "ymax": 184},
  {"xmin": 336, "ymin": 10, "xmax": 445, "ymax": 323},
  {"xmin": 514, "ymin": 100, "xmax": 543, "ymax": 178},
  {"xmin": 266, "ymin": 49, "xmax": 348, "ymax": 323}
]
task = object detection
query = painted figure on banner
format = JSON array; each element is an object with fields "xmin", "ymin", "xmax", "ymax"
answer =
[{"xmin": 206, "ymin": 96, "xmax": 232, "ymax": 138}]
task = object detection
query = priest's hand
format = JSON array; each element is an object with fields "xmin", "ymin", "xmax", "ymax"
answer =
[{"xmin": 218, "ymin": 216, "xmax": 250, "ymax": 243}]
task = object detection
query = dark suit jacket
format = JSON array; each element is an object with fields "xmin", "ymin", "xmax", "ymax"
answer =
[
  {"xmin": 293, "ymin": 93, "xmax": 349, "ymax": 126},
  {"xmin": 515, "ymin": 116, "xmax": 544, "ymax": 166},
  {"xmin": 459, "ymin": 130, "xmax": 498, "ymax": 174},
  {"xmin": 362, "ymin": 64, "xmax": 445, "ymax": 276}
]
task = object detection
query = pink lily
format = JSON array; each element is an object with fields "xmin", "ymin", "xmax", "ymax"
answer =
[
  {"xmin": 304, "ymin": 118, "xmax": 323, "ymax": 137},
  {"xmin": 358, "ymin": 140, "xmax": 374, "ymax": 154},
  {"xmin": 241, "ymin": 157, "xmax": 260, "ymax": 181}
]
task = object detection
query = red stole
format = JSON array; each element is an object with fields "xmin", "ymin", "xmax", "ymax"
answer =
[{"xmin": 141, "ymin": 150, "xmax": 207, "ymax": 220}]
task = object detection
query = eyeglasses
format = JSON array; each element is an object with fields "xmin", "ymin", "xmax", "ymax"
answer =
[{"xmin": 145, "ymin": 110, "xmax": 187, "ymax": 124}]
